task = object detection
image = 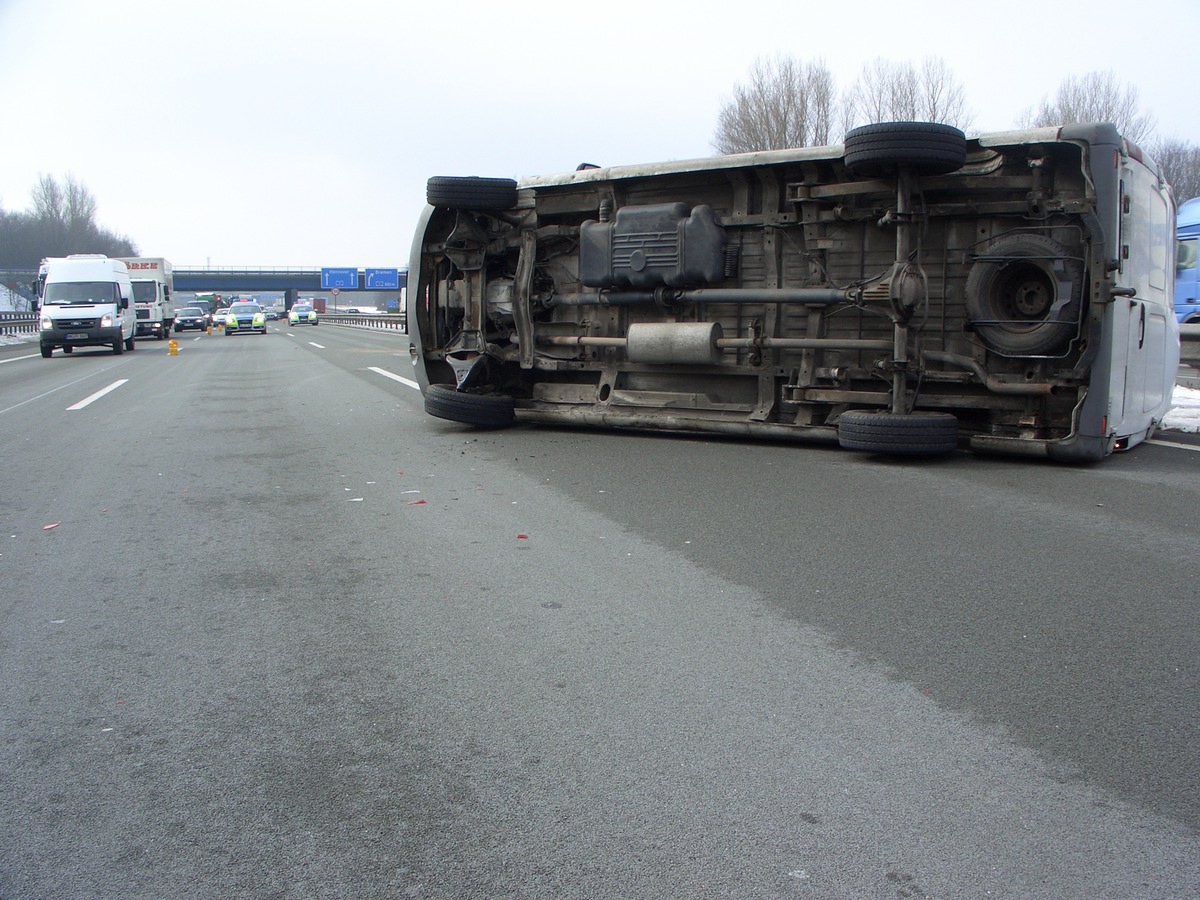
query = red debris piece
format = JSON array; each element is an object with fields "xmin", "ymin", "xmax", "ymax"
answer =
[
  {"xmin": 406, "ymin": 499, "xmax": 427, "ymax": 506},
  {"xmin": 517, "ymin": 533, "xmax": 529, "ymax": 540}
]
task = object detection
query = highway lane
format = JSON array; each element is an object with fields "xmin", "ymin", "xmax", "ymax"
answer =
[{"xmin": 1, "ymin": 325, "xmax": 1198, "ymax": 898}]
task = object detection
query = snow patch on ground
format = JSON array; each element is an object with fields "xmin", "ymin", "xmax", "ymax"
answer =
[{"xmin": 1163, "ymin": 385, "xmax": 1200, "ymax": 433}]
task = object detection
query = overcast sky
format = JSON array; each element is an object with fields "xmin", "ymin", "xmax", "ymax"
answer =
[{"xmin": 2, "ymin": 0, "xmax": 1197, "ymax": 269}]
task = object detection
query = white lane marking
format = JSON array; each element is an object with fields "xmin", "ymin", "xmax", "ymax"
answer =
[
  {"xmin": 1146, "ymin": 438, "xmax": 1200, "ymax": 452},
  {"xmin": 0, "ymin": 365, "xmax": 127, "ymax": 416},
  {"xmin": 66, "ymin": 379, "xmax": 129, "ymax": 410},
  {"xmin": 308, "ymin": 342, "xmax": 325, "ymax": 349},
  {"xmin": 0, "ymin": 353, "xmax": 40, "ymax": 364},
  {"xmin": 368, "ymin": 366, "xmax": 419, "ymax": 390}
]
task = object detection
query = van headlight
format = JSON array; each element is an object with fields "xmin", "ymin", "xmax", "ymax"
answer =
[
  {"xmin": 40, "ymin": 316, "xmax": 52, "ymax": 330},
  {"xmin": 101, "ymin": 313, "xmax": 114, "ymax": 327}
]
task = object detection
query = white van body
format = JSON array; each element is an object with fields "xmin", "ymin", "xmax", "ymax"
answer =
[
  {"xmin": 38, "ymin": 255, "xmax": 137, "ymax": 357},
  {"xmin": 118, "ymin": 257, "xmax": 175, "ymax": 339}
]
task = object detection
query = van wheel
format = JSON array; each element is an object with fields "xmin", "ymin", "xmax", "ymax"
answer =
[
  {"xmin": 424, "ymin": 383, "xmax": 516, "ymax": 428},
  {"xmin": 838, "ymin": 410, "xmax": 959, "ymax": 455},
  {"xmin": 965, "ymin": 234, "xmax": 1083, "ymax": 355},
  {"xmin": 426, "ymin": 176, "xmax": 519, "ymax": 210},
  {"xmin": 125, "ymin": 335, "xmax": 135, "ymax": 351},
  {"xmin": 843, "ymin": 121, "xmax": 967, "ymax": 178},
  {"xmin": 40, "ymin": 343, "xmax": 52, "ymax": 358},
  {"xmin": 112, "ymin": 338, "xmax": 124, "ymax": 355}
]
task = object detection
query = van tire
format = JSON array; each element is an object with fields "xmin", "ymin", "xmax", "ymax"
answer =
[
  {"xmin": 125, "ymin": 335, "xmax": 135, "ymax": 351},
  {"xmin": 424, "ymin": 383, "xmax": 516, "ymax": 428},
  {"xmin": 838, "ymin": 410, "xmax": 959, "ymax": 455},
  {"xmin": 843, "ymin": 122, "xmax": 967, "ymax": 178},
  {"xmin": 63, "ymin": 346, "xmax": 73, "ymax": 354},
  {"xmin": 40, "ymin": 343, "xmax": 52, "ymax": 358},
  {"xmin": 426, "ymin": 176, "xmax": 519, "ymax": 211},
  {"xmin": 112, "ymin": 338, "xmax": 124, "ymax": 355},
  {"xmin": 965, "ymin": 234, "xmax": 1083, "ymax": 355}
]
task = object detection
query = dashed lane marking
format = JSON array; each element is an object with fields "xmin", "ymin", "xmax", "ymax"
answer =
[
  {"xmin": 66, "ymin": 379, "xmax": 129, "ymax": 410},
  {"xmin": 368, "ymin": 366, "xmax": 419, "ymax": 390}
]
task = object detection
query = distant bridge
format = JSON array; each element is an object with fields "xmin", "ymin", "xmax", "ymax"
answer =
[
  {"xmin": 173, "ymin": 267, "xmax": 407, "ymax": 294},
  {"xmin": 4, "ymin": 266, "xmax": 408, "ymax": 299}
]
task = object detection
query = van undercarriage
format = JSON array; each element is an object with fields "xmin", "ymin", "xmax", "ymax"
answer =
[{"xmin": 408, "ymin": 122, "xmax": 1178, "ymax": 463}]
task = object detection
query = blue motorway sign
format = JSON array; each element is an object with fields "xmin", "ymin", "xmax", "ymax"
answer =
[
  {"xmin": 320, "ymin": 267, "xmax": 358, "ymax": 289},
  {"xmin": 364, "ymin": 268, "xmax": 400, "ymax": 290}
]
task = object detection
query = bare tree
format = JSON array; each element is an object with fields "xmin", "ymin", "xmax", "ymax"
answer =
[
  {"xmin": 713, "ymin": 56, "xmax": 838, "ymax": 155},
  {"xmin": 63, "ymin": 176, "xmax": 99, "ymax": 246},
  {"xmin": 0, "ymin": 174, "xmax": 137, "ymax": 268},
  {"xmin": 845, "ymin": 57, "xmax": 974, "ymax": 132},
  {"xmin": 1151, "ymin": 137, "xmax": 1200, "ymax": 204},
  {"xmin": 30, "ymin": 174, "xmax": 67, "ymax": 247},
  {"xmin": 1017, "ymin": 70, "xmax": 1155, "ymax": 145}
]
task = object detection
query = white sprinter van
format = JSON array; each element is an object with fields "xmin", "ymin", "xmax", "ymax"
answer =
[{"xmin": 37, "ymin": 255, "xmax": 138, "ymax": 357}]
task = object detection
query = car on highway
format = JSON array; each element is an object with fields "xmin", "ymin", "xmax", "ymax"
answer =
[
  {"xmin": 173, "ymin": 307, "xmax": 208, "ymax": 332},
  {"xmin": 289, "ymin": 303, "xmax": 319, "ymax": 326},
  {"xmin": 224, "ymin": 301, "xmax": 267, "ymax": 335}
]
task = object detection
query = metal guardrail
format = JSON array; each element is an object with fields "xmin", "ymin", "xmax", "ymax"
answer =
[
  {"xmin": 320, "ymin": 313, "xmax": 407, "ymax": 332},
  {"xmin": 1181, "ymin": 324, "xmax": 1200, "ymax": 365},
  {"xmin": 0, "ymin": 312, "xmax": 38, "ymax": 336}
]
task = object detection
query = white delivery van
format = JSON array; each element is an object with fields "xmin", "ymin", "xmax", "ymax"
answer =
[
  {"xmin": 36, "ymin": 255, "xmax": 138, "ymax": 357},
  {"xmin": 118, "ymin": 257, "xmax": 176, "ymax": 339}
]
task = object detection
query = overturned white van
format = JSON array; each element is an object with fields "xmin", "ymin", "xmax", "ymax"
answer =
[{"xmin": 408, "ymin": 122, "xmax": 1179, "ymax": 463}]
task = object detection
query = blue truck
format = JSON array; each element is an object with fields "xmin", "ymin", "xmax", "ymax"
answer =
[{"xmin": 1176, "ymin": 197, "xmax": 1200, "ymax": 323}]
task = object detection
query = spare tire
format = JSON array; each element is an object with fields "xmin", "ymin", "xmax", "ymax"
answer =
[
  {"xmin": 965, "ymin": 234, "xmax": 1084, "ymax": 356},
  {"xmin": 838, "ymin": 410, "xmax": 959, "ymax": 456},
  {"xmin": 843, "ymin": 121, "xmax": 967, "ymax": 178},
  {"xmin": 424, "ymin": 383, "xmax": 515, "ymax": 428},
  {"xmin": 426, "ymin": 176, "xmax": 518, "ymax": 210}
]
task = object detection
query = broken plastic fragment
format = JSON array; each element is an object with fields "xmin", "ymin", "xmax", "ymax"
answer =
[
  {"xmin": 406, "ymin": 499, "xmax": 427, "ymax": 505},
  {"xmin": 42, "ymin": 522, "xmax": 61, "ymax": 531}
]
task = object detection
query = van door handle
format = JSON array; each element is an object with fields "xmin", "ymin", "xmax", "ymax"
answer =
[{"xmin": 1138, "ymin": 304, "xmax": 1146, "ymax": 349}]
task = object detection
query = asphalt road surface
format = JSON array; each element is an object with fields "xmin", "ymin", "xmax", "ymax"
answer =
[{"xmin": 1, "ymin": 325, "xmax": 1198, "ymax": 899}]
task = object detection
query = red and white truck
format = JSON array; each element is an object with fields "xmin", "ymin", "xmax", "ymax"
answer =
[{"xmin": 118, "ymin": 257, "xmax": 175, "ymax": 339}]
